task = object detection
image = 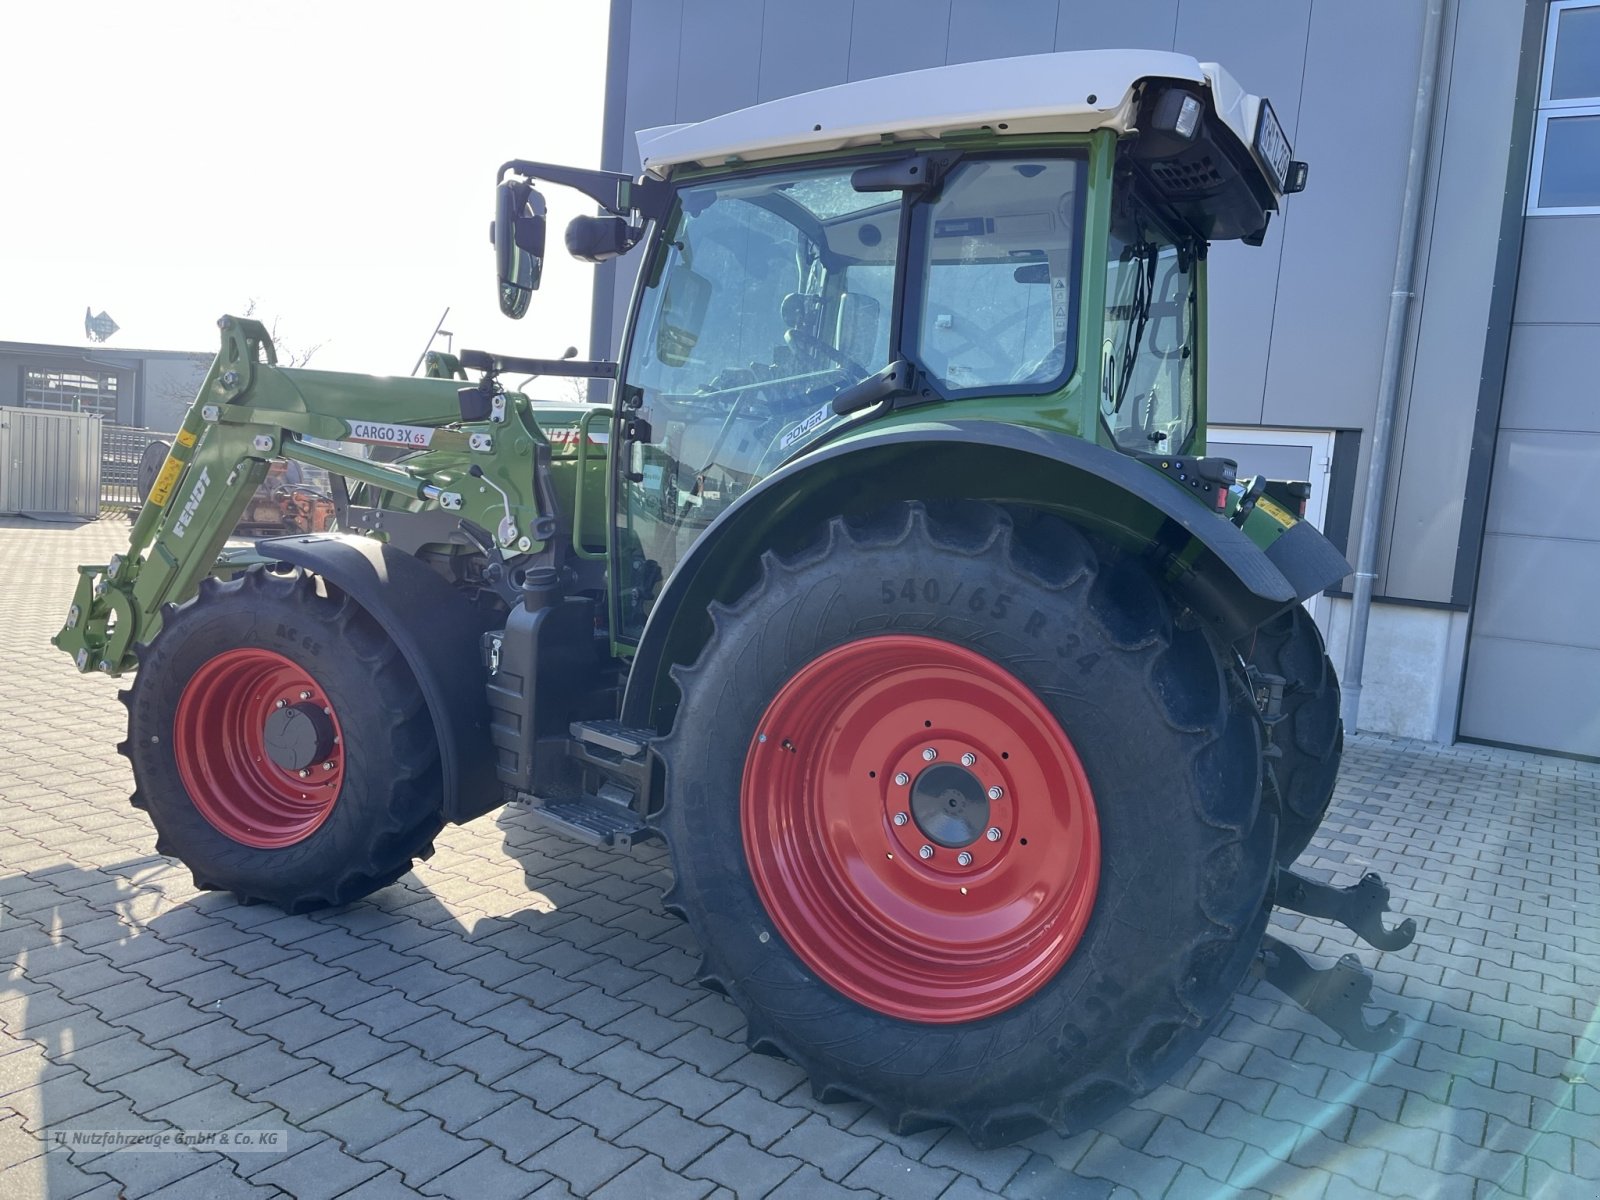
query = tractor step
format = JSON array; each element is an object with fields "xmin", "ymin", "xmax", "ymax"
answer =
[
  {"xmin": 1254, "ymin": 936, "xmax": 1405, "ymax": 1051},
  {"xmin": 518, "ymin": 794, "xmax": 655, "ymax": 850},
  {"xmin": 570, "ymin": 719, "xmax": 652, "ymax": 758}
]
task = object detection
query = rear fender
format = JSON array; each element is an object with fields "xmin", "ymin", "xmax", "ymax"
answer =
[
  {"xmin": 620, "ymin": 421, "xmax": 1350, "ymax": 733},
  {"xmin": 256, "ymin": 533, "xmax": 498, "ymax": 824}
]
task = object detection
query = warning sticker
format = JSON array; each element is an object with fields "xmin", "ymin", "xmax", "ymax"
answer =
[
  {"xmin": 147, "ymin": 457, "xmax": 183, "ymax": 507},
  {"xmin": 346, "ymin": 421, "xmax": 435, "ymax": 449},
  {"xmin": 1051, "ymin": 277, "xmax": 1070, "ymax": 335},
  {"xmin": 176, "ymin": 429, "xmax": 197, "ymax": 448}
]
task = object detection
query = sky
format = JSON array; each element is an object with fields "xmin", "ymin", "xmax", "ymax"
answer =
[{"xmin": 0, "ymin": 1, "xmax": 609, "ymax": 373}]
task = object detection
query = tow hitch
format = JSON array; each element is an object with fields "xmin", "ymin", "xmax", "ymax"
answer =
[{"xmin": 1259, "ymin": 869, "xmax": 1417, "ymax": 1051}]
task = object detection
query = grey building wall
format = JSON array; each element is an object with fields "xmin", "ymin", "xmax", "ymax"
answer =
[{"xmin": 595, "ymin": 0, "xmax": 1524, "ymax": 615}]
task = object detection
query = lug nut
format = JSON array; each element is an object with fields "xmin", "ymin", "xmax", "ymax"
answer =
[
  {"xmin": 322, "ymin": 761, "xmax": 335, "ymax": 770},
  {"xmin": 275, "ymin": 699, "xmax": 287, "ymax": 709},
  {"xmin": 961, "ymin": 752, "xmax": 976, "ymax": 767},
  {"xmin": 922, "ymin": 748, "xmax": 937, "ymax": 761},
  {"xmin": 957, "ymin": 852, "xmax": 973, "ymax": 866},
  {"xmin": 918, "ymin": 845, "xmax": 934, "ymax": 860},
  {"xmin": 298, "ymin": 768, "xmax": 311, "ymax": 778},
  {"xmin": 987, "ymin": 786, "xmax": 1004, "ymax": 801},
  {"xmin": 986, "ymin": 826, "xmax": 1002, "ymax": 842},
  {"xmin": 893, "ymin": 772, "xmax": 909, "ymax": 786},
  {"xmin": 893, "ymin": 812, "xmax": 908, "ymax": 826},
  {"xmin": 299, "ymin": 691, "xmax": 312, "ymax": 700}
]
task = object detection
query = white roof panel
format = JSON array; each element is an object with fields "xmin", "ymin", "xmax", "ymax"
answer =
[{"xmin": 637, "ymin": 50, "xmax": 1231, "ymax": 178}]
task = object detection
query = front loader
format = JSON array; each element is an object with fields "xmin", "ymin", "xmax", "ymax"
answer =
[{"xmin": 56, "ymin": 50, "xmax": 1415, "ymax": 1146}]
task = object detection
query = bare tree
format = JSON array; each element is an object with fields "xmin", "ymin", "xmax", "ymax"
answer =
[{"xmin": 243, "ymin": 298, "xmax": 324, "ymax": 367}]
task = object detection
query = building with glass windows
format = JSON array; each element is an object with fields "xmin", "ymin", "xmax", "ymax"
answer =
[
  {"xmin": 0, "ymin": 340, "xmax": 209, "ymax": 434},
  {"xmin": 585, "ymin": 0, "xmax": 1596, "ymax": 759}
]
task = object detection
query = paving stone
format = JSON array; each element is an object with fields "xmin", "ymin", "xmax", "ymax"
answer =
[
  {"xmin": 420, "ymin": 1146, "xmax": 549, "ymax": 1199},
  {"xmin": 359, "ymin": 1114, "xmax": 483, "ymax": 1188},
  {"xmin": 495, "ymin": 1055, "xmax": 601, "ymax": 1113},
  {"xmin": 592, "ymin": 1153, "xmax": 715, "ymax": 1200},
  {"xmin": 1004, "ymin": 1151, "xmax": 1112, "ymax": 1199},
  {"xmin": 1075, "ymin": 1132, "xmax": 1182, "ymax": 1197},
  {"xmin": 304, "ymin": 1090, "xmax": 425, "ymax": 1154},
  {"xmin": 768, "ymin": 1113, "xmax": 877, "ymax": 1183},
  {"xmin": 104, "ymin": 1058, "xmax": 214, "ymax": 1114},
  {"xmin": 703, "ymin": 1087, "xmax": 806, "ymax": 1150},
  {"xmin": 524, "ymin": 1125, "xmax": 643, "ymax": 1195},
  {"xmin": 248, "ymin": 1136, "xmax": 385, "ymax": 1200},
  {"xmin": 458, "ymin": 1097, "xmax": 578, "ymax": 1165},
  {"xmin": 684, "ymin": 1131, "xmax": 802, "ymax": 1200},
  {"xmin": 345, "ymin": 1046, "xmax": 462, "ymax": 1104},
  {"xmin": 298, "ymin": 1027, "xmax": 404, "ymax": 1080},
  {"xmin": 244, "ymin": 1064, "xmax": 363, "ymax": 1124},
  {"xmin": 140, "ymin": 1159, "xmax": 280, "ymax": 1199},
  {"xmin": 408, "ymin": 1071, "xmax": 517, "ymax": 1133}
]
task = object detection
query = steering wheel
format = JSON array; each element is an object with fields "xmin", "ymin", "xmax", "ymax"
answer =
[{"xmin": 784, "ymin": 328, "xmax": 869, "ymax": 381}]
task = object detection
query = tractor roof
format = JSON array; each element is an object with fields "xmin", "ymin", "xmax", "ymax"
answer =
[{"xmin": 637, "ymin": 49, "xmax": 1275, "ymax": 191}]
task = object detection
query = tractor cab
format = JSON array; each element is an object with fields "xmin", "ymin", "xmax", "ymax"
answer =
[{"xmin": 491, "ymin": 50, "xmax": 1306, "ymax": 636}]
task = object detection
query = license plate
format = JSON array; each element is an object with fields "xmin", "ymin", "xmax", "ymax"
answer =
[{"xmin": 1254, "ymin": 99, "xmax": 1292, "ymax": 194}]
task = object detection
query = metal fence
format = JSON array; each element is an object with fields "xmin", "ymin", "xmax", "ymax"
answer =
[
  {"xmin": 0, "ymin": 406, "xmax": 103, "ymax": 520},
  {"xmin": 101, "ymin": 424, "xmax": 173, "ymax": 509}
]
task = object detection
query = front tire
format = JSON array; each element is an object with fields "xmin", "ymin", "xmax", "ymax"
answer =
[
  {"xmin": 658, "ymin": 502, "xmax": 1276, "ymax": 1146},
  {"xmin": 123, "ymin": 567, "xmax": 443, "ymax": 912}
]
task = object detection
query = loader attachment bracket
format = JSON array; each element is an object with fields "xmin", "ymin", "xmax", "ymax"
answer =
[
  {"xmin": 1275, "ymin": 869, "xmax": 1417, "ymax": 952},
  {"xmin": 1254, "ymin": 936, "xmax": 1405, "ymax": 1052}
]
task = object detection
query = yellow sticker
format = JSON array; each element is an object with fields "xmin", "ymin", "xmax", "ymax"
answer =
[
  {"xmin": 1255, "ymin": 495, "xmax": 1295, "ymax": 528},
  {"xmin": 176, "ymin": 429, "xmax": 197, "ymax": 448},
  {"xmin": 147, "ymin": 457, "xmax": 183, "ymax": 507}
]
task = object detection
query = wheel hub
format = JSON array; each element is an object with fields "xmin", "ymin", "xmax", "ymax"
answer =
[
  {"xmin": 263, "ymin": 703, "xmax": 336, "ymax": 772},
  {"xmin": 741, "ymin": 634, "xmax": 1101, "ymax": 1023},
  {"xmin": 909, "ymin": 763, "xmax": 990, "ymax": 848},
  {"xmin": 172, "ymin": 649, "xmax": 345, "ymax": 849}
]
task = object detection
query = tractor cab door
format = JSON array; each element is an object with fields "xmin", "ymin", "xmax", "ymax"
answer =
[{"xmin": 614, "ymin": 167, "xmax": 906, "ymax": 638}]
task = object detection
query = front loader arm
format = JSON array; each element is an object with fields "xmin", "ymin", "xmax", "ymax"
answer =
[{"xmin": 55, "ymin": 315, "xmax": 563, "ymax": 675}]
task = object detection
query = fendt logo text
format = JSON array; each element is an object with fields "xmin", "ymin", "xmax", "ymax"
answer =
[{"xmin": 172, "ymin": 468, "xmax": 210, "ymax": 539}]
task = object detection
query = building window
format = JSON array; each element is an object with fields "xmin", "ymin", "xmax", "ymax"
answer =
[
  {"xmin": 21, "ymin": 368, "xmax": 120, "ymax": 419},
  {"xmin": 1530, "ymin": 0, "xmax": 1600, "ymax": 214}
]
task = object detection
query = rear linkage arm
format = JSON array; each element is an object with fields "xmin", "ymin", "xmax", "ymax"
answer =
[{"xmin": 1258, "ymin": 870, "xmax": 1417, "ymax": 1052}]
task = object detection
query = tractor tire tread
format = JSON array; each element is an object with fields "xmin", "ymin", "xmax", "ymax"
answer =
[
  {"xmin": 659, "ymin": 501, "xmax": 1273, "ymax": 1147},
  {"xmin": 126, "ymin": 566, "xmax": 442, "ymax": 913}
]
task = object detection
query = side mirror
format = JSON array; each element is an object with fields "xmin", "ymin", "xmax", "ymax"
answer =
[
  {"xmin": 654, "ymin": 266, "xmax": 712, "ymax": 368},
  {"xmin": 566, "ymin": 214, "xmax": 637, "ymax": 264},
  {"xmin": 492, "ymin": 181, "xmax": 547, "ymax": 319}
]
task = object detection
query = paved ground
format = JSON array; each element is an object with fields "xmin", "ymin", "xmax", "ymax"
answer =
[{"xmin": 0, "ymin": 513, "xmax": 1595, "ymax": 1199}]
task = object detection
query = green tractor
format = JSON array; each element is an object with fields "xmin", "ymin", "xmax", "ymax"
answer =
[{"xmin": 56, "ymin": 50, "xmax": 1414, "ymax": 1145}]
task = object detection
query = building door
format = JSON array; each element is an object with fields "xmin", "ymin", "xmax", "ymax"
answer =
[{"xmin": 1459, "ymin": 0, "xmax": 1600, "ymax": 759}]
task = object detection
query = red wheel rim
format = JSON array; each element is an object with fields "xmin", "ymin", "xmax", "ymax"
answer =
[
  {"xmin": 742, "ymin": 634, "xmax": 1100, "ymax": 1023},
  {"xmin": 173, "ymin": 649, "xmax": 345, "ymax": 849}
]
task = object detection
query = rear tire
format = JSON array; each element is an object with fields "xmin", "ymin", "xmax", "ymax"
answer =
[
  {"xmin": 658, "ymin": 502, "xmax": 1276, "ymax": 1146},
  {"xmin": 1248, "ymin": 605, "xmax": 1342, "ymax": 865},
  {"xmin": 123, "ymin": 567, "xmax": 443, "ymax": 912}
]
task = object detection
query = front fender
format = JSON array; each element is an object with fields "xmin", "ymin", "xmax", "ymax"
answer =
[
  {"xmin": 256, "ymin": 533, "xmax": 498, "ymax": 824},
  {"xmin": 620, "ymin": 420, "xmax": 1350, "ymax": 733}
]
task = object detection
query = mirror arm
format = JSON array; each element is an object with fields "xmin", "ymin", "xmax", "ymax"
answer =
[
  {"xmin": 460, "ymin": 349, "xmax": 618, "ymax": 380},
  {"xmin": 498, "ymin": 160, "xmax": 671, "ymax": 222}
]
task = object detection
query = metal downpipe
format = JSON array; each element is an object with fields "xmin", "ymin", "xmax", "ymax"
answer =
[{"xmin": 1341, "ymin": 0, "xmax": 1449, "ymax": 732}]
